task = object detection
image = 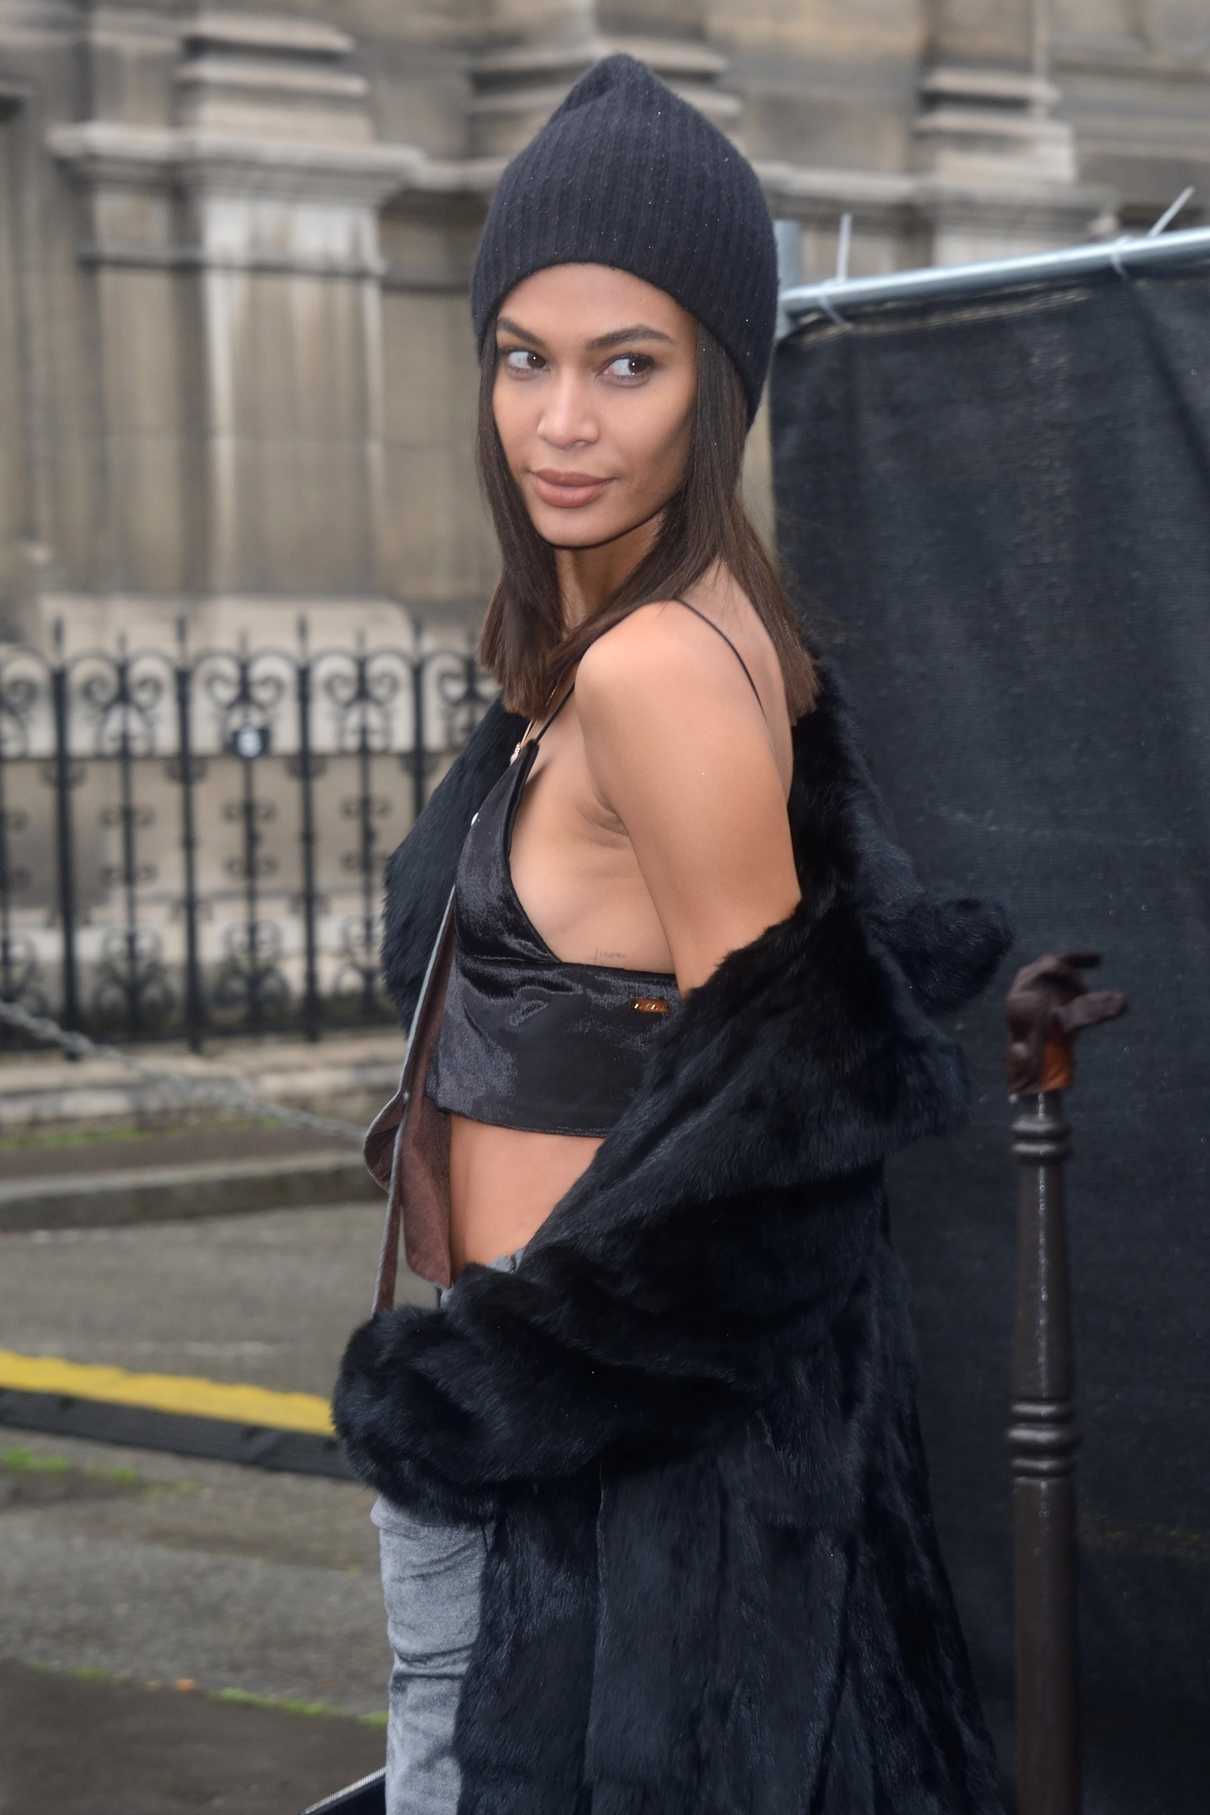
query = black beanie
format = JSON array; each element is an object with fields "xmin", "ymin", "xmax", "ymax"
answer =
[{"xmin": 470, "ymin": 53, "xmax": 779, "ymax": 427}]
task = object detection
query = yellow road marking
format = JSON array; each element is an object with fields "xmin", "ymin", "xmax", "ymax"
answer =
[{"xmin": 0, "ymin": 1349, "xmax": 334, "ymax": 1436}]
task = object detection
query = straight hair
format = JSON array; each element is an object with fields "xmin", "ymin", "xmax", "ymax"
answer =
[{"xmin": 474, "ymin": 314, "xmax": 821, "ymax": 725}]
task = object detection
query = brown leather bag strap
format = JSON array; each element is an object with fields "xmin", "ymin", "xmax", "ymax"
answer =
[{"xmin": 366, "ymin": 882, "xmax": 457, "ymax": 1314}]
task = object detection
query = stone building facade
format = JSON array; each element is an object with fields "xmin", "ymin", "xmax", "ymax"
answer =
[
  {"xmin": 1, "ymin": 2, "xmax": 1208, "ymax": 651},
  {"xmin": 1, "ymin": 3, "xmax": 1208, "ymax": 1043}
]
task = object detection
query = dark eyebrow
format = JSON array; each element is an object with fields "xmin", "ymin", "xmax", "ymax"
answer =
[{"xmin": 495, "ymin": 317, "xmax": 676, "ymax": 353}]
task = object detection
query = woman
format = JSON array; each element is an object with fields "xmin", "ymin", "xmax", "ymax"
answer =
[{"xmin": 335, "ymin": 51, "xmax": 1012, "ymax": 1815}]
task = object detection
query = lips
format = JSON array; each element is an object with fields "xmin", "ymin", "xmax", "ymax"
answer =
[{"xmin": 530, "ymin": 470, "xmax": 612, "ymax": 509}]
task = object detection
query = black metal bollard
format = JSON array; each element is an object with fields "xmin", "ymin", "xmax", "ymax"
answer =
[{"xmin": 1004, "ymin": 951, "xmax": 1128, "ymax": 1815}]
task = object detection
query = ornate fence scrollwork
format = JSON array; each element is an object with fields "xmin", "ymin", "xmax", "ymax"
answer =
[{"xmin": 0, "ymin": 610, "xmax": 496, "ymax": 1052}]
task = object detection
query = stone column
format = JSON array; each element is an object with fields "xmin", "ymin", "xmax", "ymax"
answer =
[
  {"xmin": 46, "ymin": 10, "xmax": 410, "ymax": 649},
  {"xmin": 0, "ymin": 91, "xmax": 27, "ymax": 634},
  {"xmin": 911, "ymin": 0, "xmax": 1116, "ymax": 260},
  {"xmin": 172, "ymin": 14, "xmax": 392, "ymax": 615},
  {"xmin": 0, "ymin": 66, "xmax": 60, "ymax": 645}
]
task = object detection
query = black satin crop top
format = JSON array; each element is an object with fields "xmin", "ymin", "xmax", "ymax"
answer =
[{"xmin": 425, "ymin": 596, "xmax": 767, "ymax": 1137}]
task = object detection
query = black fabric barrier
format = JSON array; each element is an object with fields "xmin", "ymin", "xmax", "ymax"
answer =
[{"xmin": 770, "ymin": 261, "xmax": 1210, "ymax": 1815}]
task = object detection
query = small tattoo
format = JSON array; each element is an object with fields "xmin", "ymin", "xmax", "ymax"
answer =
[{"xmin": 594, "ymin": 949, "xmax": 628, "ymax": 963}]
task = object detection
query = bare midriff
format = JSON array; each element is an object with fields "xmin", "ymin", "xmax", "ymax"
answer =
[{"xmin": 448, "ymin": 1118, "xmax": 605, "ymax": 1277}]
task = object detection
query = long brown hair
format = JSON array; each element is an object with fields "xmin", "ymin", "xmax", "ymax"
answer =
[{"xmin": 474, "ymin": 311, "xmax": 820, "ymax": 724}]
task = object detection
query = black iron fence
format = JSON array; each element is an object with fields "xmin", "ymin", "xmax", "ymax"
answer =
[{"xmin": 0, "ymin": 613, "xmax": 494, "ymax": 1052}]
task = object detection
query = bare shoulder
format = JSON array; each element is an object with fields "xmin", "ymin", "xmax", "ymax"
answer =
[
  {"xmin": 578, "ymin": 589, "xmax": 767, "ymax": 719},
  {"xmin": 583, "ymin": 585, "xmax": 731, "ymax": 652},
  {"xmin": 574, "ymin": 592, "xmax": 801, "ymax": 993},
  {"xmin": 577, "ymin": 580, "xmax": 791, "ymax": 793}
]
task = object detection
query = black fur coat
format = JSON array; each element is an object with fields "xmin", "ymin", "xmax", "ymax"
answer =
[{"xmin": 332, "ymin": 652, "xmax": 1014, "ymax": 1814}]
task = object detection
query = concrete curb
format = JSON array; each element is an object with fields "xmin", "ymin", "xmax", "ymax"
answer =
[
  {"xmin": 0, "ymin": 1385, "xmax": 354, "ymax": 1479},
  {"xmin": 0, "ymin": 1151, "xmax": 377, "ymax": 1232}
]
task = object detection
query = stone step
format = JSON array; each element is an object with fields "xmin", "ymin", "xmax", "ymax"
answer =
[{"xmin": 0, "ymin": 1149, "xmax": 376, "ymax": 1232}]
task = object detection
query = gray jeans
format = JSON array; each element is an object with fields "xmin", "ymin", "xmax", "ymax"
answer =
[{"xmin": 371, "ymin": 1243, "xmax": 527, "ymax": 1815}]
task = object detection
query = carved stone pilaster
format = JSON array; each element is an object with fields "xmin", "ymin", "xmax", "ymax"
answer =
[
  {"xmin": 913, "ymin": 62, "xmax": 1078, "ymax": 185},
  {"xmin": 466, "ymin": 3, "xmax": 741, "ymax": 158},
  {"xmin": 911, "ymin": 1, "xmax": 1117, "ymax": 256},
  {"xmin": 174, "ymin": 10, "xmax": 373, "ymax": 144},
  {"xmin": 45, "ymin": 14, "xmax": 410, "ymax": 615}
]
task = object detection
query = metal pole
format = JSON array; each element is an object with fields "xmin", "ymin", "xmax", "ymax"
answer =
[
  {"xmin": 49, "ymin": 618, "xmax": 81, "ymax": 1052},
  {"xmin": 1003, "ymin": 951, "xmax": 1128, "ymax": 1815},
  {"xmin": 773, "ymin": 218, "xmax": 803, "ymax": 342},
  {"xmin": 173, "ymin": 617, "xmax": 207, "ymax": 1055},
  {"xmin": 1009, "ymin": 1086, "xmax": 1081, "ymax": 1815},
  {"xmin": 295, "ymin": 613, "xmax": 322, "ymax": 1043},
  {"xmin": 778, "ymin": 221, "xmax": 1210, "ymax": 331}
]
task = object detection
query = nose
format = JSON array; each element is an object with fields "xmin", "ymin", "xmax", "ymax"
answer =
[{"xmin": 537, "ymin": 371, "xmax": 598, "ymax": 449}]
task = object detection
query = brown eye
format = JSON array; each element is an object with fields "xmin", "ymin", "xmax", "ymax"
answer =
[
  {"xmin": 605, "ymin": 354, "xmax": 655, "ymax": 383},
  {"xmin": 500, "ymin": 347, "xmax": 544, "ymax": 375}
]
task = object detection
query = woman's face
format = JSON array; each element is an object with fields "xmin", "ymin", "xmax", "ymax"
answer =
[{"xmin": 491, "ymin": 263, "xmax": 697, "ymax": 549}]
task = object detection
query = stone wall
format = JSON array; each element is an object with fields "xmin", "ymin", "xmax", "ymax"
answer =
[{"xmin": 0, "ymin": 1, "xmax": 1206, "ymax": 649}]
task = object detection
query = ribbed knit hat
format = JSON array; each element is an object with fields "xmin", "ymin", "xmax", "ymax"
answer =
[{"xmin": 470, "ymin": 53, "xmax": 779, "ymax": 427}]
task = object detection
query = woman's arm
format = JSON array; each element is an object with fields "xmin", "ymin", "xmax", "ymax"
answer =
[{"xmin": 574, "ymin": 602, "xmax": 802, "ymax": 994}]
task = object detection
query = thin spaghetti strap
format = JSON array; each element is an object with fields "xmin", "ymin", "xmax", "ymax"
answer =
[
  {"xmin": 530, "ymin": 677, "xmax": 576, "ymax": 744},
  {"xmin": 669, "ymin": 595, "xmax": 765, "ymax": 720}
]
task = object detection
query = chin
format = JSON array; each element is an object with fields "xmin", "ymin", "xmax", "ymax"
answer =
[
  {"xmin": 534, "ymin": 522, "xmax": 621, "ymax": 550},
  {"xmin": 528, "ymin": 505, "xmax": 645, "ymax": 551}
]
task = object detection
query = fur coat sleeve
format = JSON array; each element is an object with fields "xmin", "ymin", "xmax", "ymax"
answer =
[{"xmin": 332, "ymin": 659, "xmax": 1010, "ymax": 1517}]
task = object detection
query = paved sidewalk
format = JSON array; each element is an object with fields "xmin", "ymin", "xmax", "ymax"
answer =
[
  {"xmin": 0, "ymin": 1428, "xmax": 389, "ymax": 1712},
  {"xmin": 1, "ymin": 1656, "xmax": 385, "ymax": 1815},
  {"xmin": 0, "ymin": 1197, "xmax": 439, "ymax": 1808},
  {"xmin": 0, "ymin": 1029, "xmax": 431, "ymax": 1814},
  {"xmin": 1, "ymin": 1200, "xmax": 432, "ymax": 1397}
]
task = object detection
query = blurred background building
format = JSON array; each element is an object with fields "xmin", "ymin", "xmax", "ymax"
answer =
[
  {"xmin": 1, "ymin": 2, "xmax": 1208, "ymax": 1044},
  {"xmin": 2, "ymin": 0, "xmax": 1209, "ymax": 653}
]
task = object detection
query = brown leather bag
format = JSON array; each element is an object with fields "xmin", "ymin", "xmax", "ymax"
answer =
[{"xmin": 362, "ymin": 882, "xmax": 456, "ymax": 1312}]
